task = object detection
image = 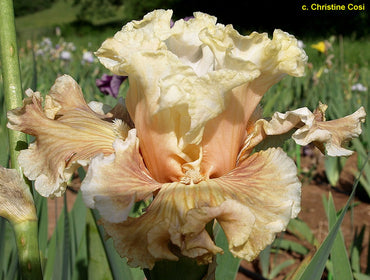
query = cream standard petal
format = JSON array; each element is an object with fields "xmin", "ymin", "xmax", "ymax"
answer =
[
  {"xmin": 99, "ymin": 148, "xmax": 300, "ymax": 268},
  {"xmin": 7, "ymin": 75, "xmax": 129, "ymax": 197},
  {"xmin": 240, "ymin": 105, "xmax": 366, "ymax": 159},
  {"xmin": 96, "ymin": 10, "xmax": 308, "ymax": 182},
  {"xmin": 95, "ymin": 9, "xmax": 172, "ymax": 75},
  {"xmin": 81, "ymin": 129, "xmax": 161, "ymax": 223}
]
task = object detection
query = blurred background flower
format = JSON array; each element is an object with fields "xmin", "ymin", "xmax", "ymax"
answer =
[{"xmin": 96, "ymin": 74, "xmax": 127, "ymax": 98}]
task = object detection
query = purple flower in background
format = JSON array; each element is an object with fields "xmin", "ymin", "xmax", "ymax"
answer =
[
  {"xmin": 96, "ymin": 74, "xmax": 127, "ymax": 98},
  {"xmin": 170, "ymin": 16, "xmax": 194, "ymax": 27}
]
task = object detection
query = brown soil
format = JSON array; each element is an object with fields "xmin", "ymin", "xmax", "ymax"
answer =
[
  {"xmin": 47, "ymin": 148, "xmax": 370, "ymax": 280},
  {"xmin": 237, "ymin": 149, "xmax": 370, "ymax": 279}
]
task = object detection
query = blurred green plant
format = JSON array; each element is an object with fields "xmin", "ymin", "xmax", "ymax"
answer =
[{"xmin": 13, "ymin": 0, "xmax": 56, "ymax": 17}]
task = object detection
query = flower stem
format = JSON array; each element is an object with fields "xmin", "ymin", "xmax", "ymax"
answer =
[
  {"xmin": 12, "ymin": 220, "xmax": 43, "ymax": 279},
  {"xmin": 0, "ymin": 0, "xmax": 43, "ymax": 278},
  {"xmin": 0, "ymin": 0, "xmax": 28, "ymax": 172}
]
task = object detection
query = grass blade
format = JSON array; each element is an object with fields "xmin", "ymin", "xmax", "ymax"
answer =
[
  {"xmin": 90, "ymin": 209, "xmax": 145, "ymax": 280},
  {"xmin": 214, "ymin": 223, "xmax": 241, "ymax": 280},
  {"xmin": 350, "ymin": 226, "xmax": 365, "ymax": 274},
  {"xmin": 287, "ymin": 218, "xmax": 319, "ymax": 248},
  {"xmin": 85, "ymin": 209, "xmax": 114, "ymax": 280},
  {"xmin": 270, "ymin": 259, "xmax": 295, "ymax": 279},
  {"xmin": 259, "ymin": 245, "xmax": 271, "ymax": 278},
  {"xmin": 273, "ymin": 239, "xmax": 309, "ymax": 255},
  {"xmin": 325, "ymin": 193, "xmax": 353, "ymax": 280},
  {"xmin": 353, "ymin": 273, "xmax": 370, "ymax": 280},
  {"xmin": 296, "ymin": 157, "xmax": 367, "ymax": 280}
]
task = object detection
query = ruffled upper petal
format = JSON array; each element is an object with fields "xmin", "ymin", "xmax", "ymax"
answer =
[
  {"xmin": 7, "ymin": 75, "xmax": 129, "ymax": 197},
  {"xmin": 98, "ymin": 147, "xmax": 300, "ymax": 268},
  {"xmin": 95, "ymin": 9, "xmax": 307, "ymax": 182}
]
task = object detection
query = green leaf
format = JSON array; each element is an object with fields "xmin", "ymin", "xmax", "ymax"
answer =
[
  {"xmin": 214, "ymin": 223, "xmax": 241, "ymax": 280},
  {"xmin": 86, "ymin": 209, "xmax": 113, "ymax": 280},
  {"xmin": 270, "ymin": 259, "xmax": 295, "ymax": 279},
  {"xmin": 287, "ymin": 218, "xmax": 319, "ymax": 248},
  {"xmin": 286, "ymin": 252, "xmax": 314, "ymax": 280},
  {"xmin": 296, "ymin": 161, "xmax": 365, "ymax": 280},
  {"xmin": 70, "ymin": 192, "xmax": 88, "ymax": 280},
  {"xmin": 61, "ymin": 194, "xmax": 72, "ymax": 280},
  {"xmin": 90, "ymin": 209, "xmax": 145, "ymax": 280},
  {"xmin": 325, "ymin": 193, "xmax": 353, "ymax": 280},
  {"xmin": 324, "ymin": 156, "xmax": 341, "ymax": 186},
  {"xmin": 33, "ymin": 190, "xmax": 48, "ymax": 261},
  {"xmin": 43, "ymin": 199, "xmax": 68, "ymax": 280},
  {"xmin": 350, "ymin": 226, "xmax": 366, "ymax": 274},
  {"xmin": 367, "ymin": 235, "xmax": 370, "ymax": 276},
  {"xmin": 273, "ymin": 239, "xmax": 309, "ymax": 255},
  {"xmin": 353, "ymin": 272, "xmax": 370, "ymax": 280},
  {"xmin": 259, "ymin": 245, "xmax": 271, "ymax": 278},
  {"xmin": 145, "ymin": 257, "xmax": 209, "ymax": 280},
  {"xmin": 0, "ymin": 217, "xmax": 19, "ymax": 280}
]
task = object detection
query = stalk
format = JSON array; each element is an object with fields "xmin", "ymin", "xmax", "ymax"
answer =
[
  {"xmin": 0, "ymin": 0, "xmax": 28, "ymax": 172},
  {"xmin": 0, "ymin": 0, "xmax": 43, "ymax": 278}
]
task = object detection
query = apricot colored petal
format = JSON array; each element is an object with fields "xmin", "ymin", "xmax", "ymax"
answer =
[
  {"xmin": 81, "ymin": 129, "xmax": 160, "ymax": 223},
  {"xmin": 7, "ymin": 75, "xmax": 129, "ymax": 197},
  {"xmin": 99, "ymin": 148, "xmax": 300, "ymax": 268},
  {"xmin": 0, "ymin": 167, "xmax": 37, "ymax": 224},
  {"xmin": 241, "ymin": 105, "xmax": 366, "ymax": 159},
  {"xmin": 182, "ymin": 148, "xmax": 300, "ymax": 261},
  {"xmin": 200, "ymin": 29, "xmax": 307, "ymax": 177}
]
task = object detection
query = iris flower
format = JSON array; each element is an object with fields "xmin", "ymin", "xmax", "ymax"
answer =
[
  {"xmin": 96, "ymin": 74, "xmax": 127, "ymax": 98},
  {"xmin": 7, "ymin": 10, "xmax": 365, "ymax": 269}
]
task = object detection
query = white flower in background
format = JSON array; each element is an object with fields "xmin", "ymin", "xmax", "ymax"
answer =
[
  {"xmin": 297, "ymin": 40, "xmax": 305, "ymax": 48},
  {"xmin": 60, "ymin": 50, "xmax": 72, "ymax": 61},
  {"xmin": 82, "ymin": 50, "xmax": 95, "ymax": 64},
  {"xmin": 55, "ymin": 26, "xmax": 61, "ymax": 37},
  {"xmin": 351, "ymin": 83, "xmax": 367, "ymax": 92}
]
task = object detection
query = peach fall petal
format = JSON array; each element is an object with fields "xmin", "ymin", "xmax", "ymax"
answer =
[
  {"xmin": 81, "ymin": 129, "xmax": 161, "ymax": 223},
  {"xmin": 98, "ymin": 148, "xmax": 300, "ymax": 268},
  {"xmin": 7, "ymin": 75, "xmax": 129, "ymax": 197}
]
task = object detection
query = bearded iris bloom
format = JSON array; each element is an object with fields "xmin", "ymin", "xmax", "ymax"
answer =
[
  {"xmin": 7, "ymin": 10, "xmax": 365, "ymax": 269},
  {"xmin": 96, "ymin": 74, "xmax": 127, "ymax": 98}
]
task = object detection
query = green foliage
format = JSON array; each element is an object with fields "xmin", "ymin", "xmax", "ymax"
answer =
[
  {"xmin": 214, "ymin": 223, "xmax": 241, "ymax": 280},
  {"xmin": 72, "ymin": 0, "xmax": 125, "ymax": 25},
  {"xmin": 122, "ymin": 0, "xmax": 181, "ymax": 22},
  {"xmin": 13, "ymin": 0, "xmax": 56, "ymax": 17},
  {"xmin": 324, "ymin": 193, "xmax": 353, "ymax": 280}
]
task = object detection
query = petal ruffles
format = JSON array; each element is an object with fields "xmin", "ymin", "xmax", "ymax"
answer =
[
  {"xmin": 240, "ymin": 104, "xmax": 366, "ymax": 160},
  {"xmin": 7, "ymin": 75, "xmax": 129, "ymax": 197},
  {"xmin": 95, "ymin": 9, "xmax": 308, "ymax": 183},
  {"xmin": 93, "ymin": 147, "xmax": 300, "ymax": 268},
  {"xmin": 81, "ymin": 129, "xmax": 161, "ymax": 223}
]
